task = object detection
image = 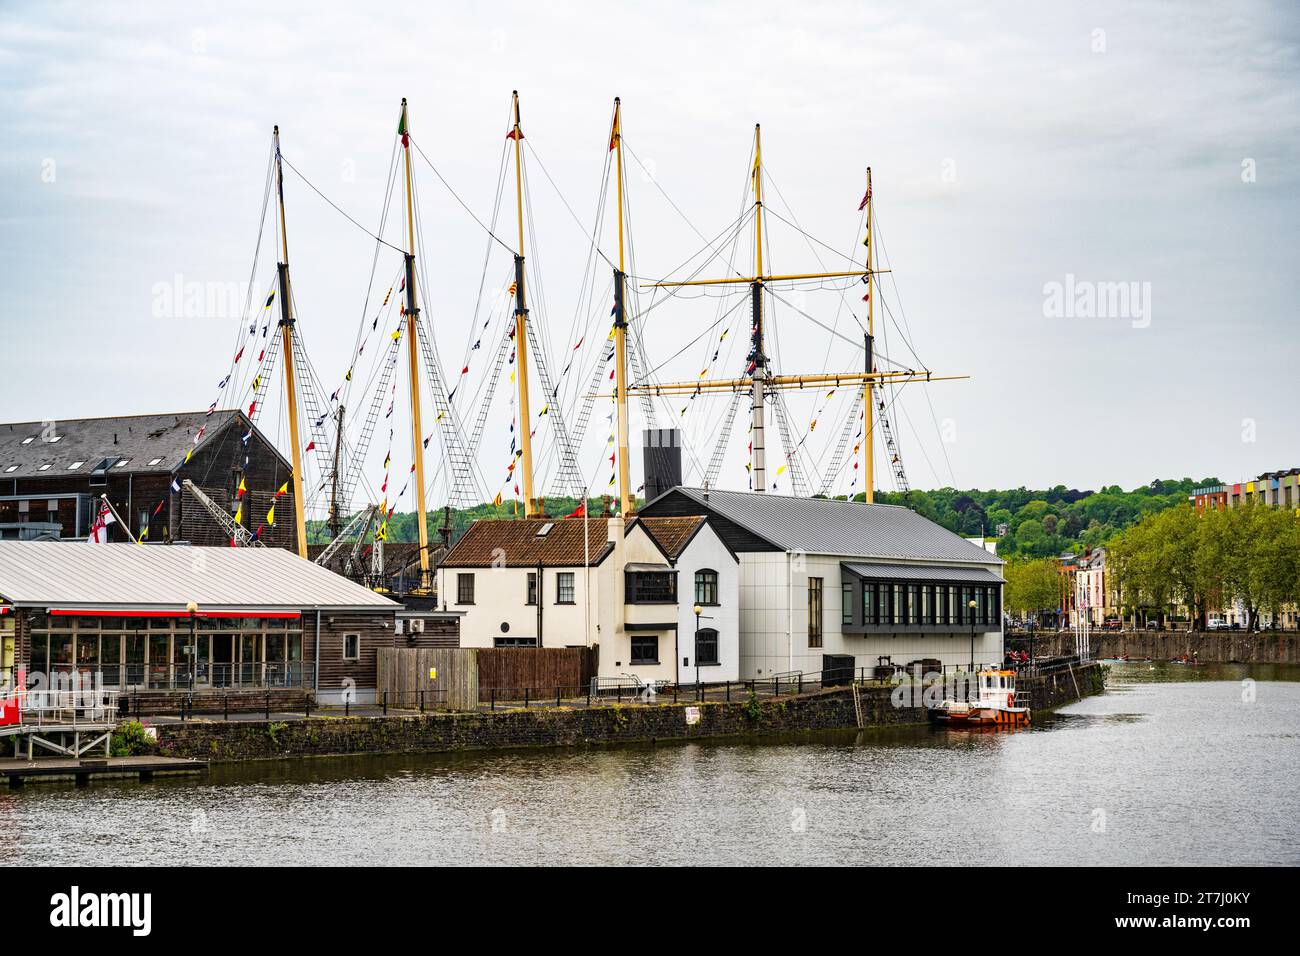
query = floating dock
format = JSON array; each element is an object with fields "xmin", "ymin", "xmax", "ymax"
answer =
[{"xmin": 1, "ymin": 755, "xmax": 207, "ymax": 787}]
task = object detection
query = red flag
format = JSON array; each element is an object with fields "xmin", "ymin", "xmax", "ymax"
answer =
[
  {"xmin": 305, "ymin": 441, "xmax": 316, "ymax": 452},
  {"xmin": 506, "ymin": 128, "xmax": 522, "ymax": 141},
  {"xmin": 858, "ymin": 183, "xmax": 871, "ymax": 211},
  {"xmin": 234, "ymin": 347, "xmax": 244, "ymax": 363},
  {"xmin": 248, "ymin": 401, "xmax": 257, "ymax": 417}
]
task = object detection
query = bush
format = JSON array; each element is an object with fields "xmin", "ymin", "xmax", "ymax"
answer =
[{"xmin": 110, "ymin": 720, "xmax": 157, "ymax": 757}]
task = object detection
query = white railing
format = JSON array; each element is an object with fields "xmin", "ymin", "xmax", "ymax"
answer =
[{"xmin": 10, "ymin": 688, "xmax": 120, "ymax": 728}]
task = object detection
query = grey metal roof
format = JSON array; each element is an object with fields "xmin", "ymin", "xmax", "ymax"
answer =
[
  {"xmin": 645, "ymin": 487, "xmax": 1003, "ymax": 565},
  {"xmin": 0, "ymin": 541, "xmax": 400, "ymax": 612},
  {"xmin": 842, "ymin": 562, "xmax": 1003, "ymax": 583},
  {"xmin": 0, "ymin": 410, "xmax": 242, "ymax": 479}
]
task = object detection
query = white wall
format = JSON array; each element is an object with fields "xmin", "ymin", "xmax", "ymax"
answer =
[
  {"xmin": 738, "ymin": 552, "xmax": 1005, "ymax": 679},
  {"xmin": 673, "ymin": 523, "xmax": 740, "ymax": 684},
  {"xmin": 440, "ymin": 562, "xmax": 607, "ymax": 650}
]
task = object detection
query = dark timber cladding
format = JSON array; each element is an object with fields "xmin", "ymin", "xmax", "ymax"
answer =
[{"xmin": 0, "ymin": 410, "xmax": 298, "ymax": 551}]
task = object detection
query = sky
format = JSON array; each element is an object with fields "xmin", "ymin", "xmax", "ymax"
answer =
[{"xmin": 1, "ymin": 0, "xmax": 1297, "ymax": 516}]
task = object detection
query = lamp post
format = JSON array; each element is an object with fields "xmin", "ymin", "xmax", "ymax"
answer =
[
  {"xmin": 185, "ymin": 601, "xmax": 198, "ymax": 718},
  {"xmin": 693, "ymin": 604, "xmax": 703, "ymax": 691},
  {"xmin": 968, "ymin": 598, "xmax": 978, "ymax": 675}
]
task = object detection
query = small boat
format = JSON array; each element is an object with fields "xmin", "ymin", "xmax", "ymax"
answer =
[{"xmin": 929, "ymin": 669, "xmax": 1030, "ymax": 727}]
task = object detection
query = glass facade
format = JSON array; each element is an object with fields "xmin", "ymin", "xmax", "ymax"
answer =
[
  {"xmin": 847, "ymin": 579, "xmax": 1001, "ymax": 630},
  {"xmin": 24, "ymin": 612, "xmax": 305, "ymax": 690}
]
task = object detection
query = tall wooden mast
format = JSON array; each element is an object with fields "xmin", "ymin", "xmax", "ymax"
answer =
[
  {"xmin": 862, "ymin": 167, "xmax": 874, "ymax": 504},
  {"xmin": 272, "ymin": 125, "xmax": 309, "ymax": 558},
  {"xmin": 750, "ymin": 124, "xmax": 768, "ymax": 490},
  {"xmin": 611, "ymin": 98, "xmax": 632, "ymax": 516},
  {"xmin": 510, "ymin": 91, "xmax": 538, "ymax": 516},
  {"xmin": 399, "ymin": 98, "xmax": 432, "ymax": 588}
]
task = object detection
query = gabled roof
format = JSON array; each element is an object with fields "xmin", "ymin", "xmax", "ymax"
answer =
[
  {"xmin": 0, "ymin": 541, "xmax": 400, "ymax": 612},
  {"xmin": 631, "ymin": 515, "xmax": 708, "ymax": 560},
  {"xmin": 439, "ymin": 518, "xmax": 615, "ymax": 568},
  {"xmin": 0, "ymin": 410, "xmax": 251, "ymax": 479},
  {"xmin": 640, "ymin": 487, "xmax": 1002, "ymax": 565}
]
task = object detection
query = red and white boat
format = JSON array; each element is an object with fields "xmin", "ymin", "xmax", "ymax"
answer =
[{"xmin": 928, "ymin": 669, "xmax": 1030, "ymax": 727}]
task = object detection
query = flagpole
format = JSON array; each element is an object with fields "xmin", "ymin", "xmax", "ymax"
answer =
[
  {"xmin": 750, "ymin": 124, "xmax": 768, "ymax": 492},
  {"xmin": 510, "ymin": 91, "xmax": 538, "ymax": 517},
  {"xmin": 399, "ymin": 98, "xmax": 433, "ymax": 591},
  {"xmin": 273, "ymin": 125, "xmax": 310, "ymax": 559}
]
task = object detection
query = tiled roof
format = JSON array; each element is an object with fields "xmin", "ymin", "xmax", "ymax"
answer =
[
  {"xmin": 641, "ymin": 487, "xmax": 1002, "ymax": 565},
  {"xmin": 0, "ymin": 410, "xmax": 245, "ymax": 479},
  {"xmin": 0, "ymin": 541, "xmax": 400, "ymax": 611},
  {"xmin": 634, "ymin": 515, "xmax": 706, "ymax": 560},
  {"xmin": 440, "ymin": 518, "xmax": 614, "ymax": 568}
]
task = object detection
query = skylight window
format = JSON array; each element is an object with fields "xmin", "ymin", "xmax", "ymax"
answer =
[
  {"xmin": 113, "ymin": 458, "xmax": 131, "ymax": 468},
  {"xmin": 68, "ymin": 461, "xmax": 84, "ymax": 470},
  {"xmin": 148, "ymin": 457, "xmax": 164, "ymax": 466},
  {"xmin": 48, "ymin": 435, "xmax": 61, "ymax": 443},
  {"xmin": 4, "ymin": 465, "xmax": 16, "ymax": 473},
  {"xmin": 20, "ymin": 437, "xmax": 33, "ymax": 445},
  {"xmin": 37, "ymin": 463, "xmax": 51, "ymax": 471},
  {"xmin": 536, "ymin": 522, "xmax": 554, "ymax": 537}
]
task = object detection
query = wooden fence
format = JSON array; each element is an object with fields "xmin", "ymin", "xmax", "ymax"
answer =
[{"xmin": 376, "ymin": 647, "xmax": 597, "ymax": 710}]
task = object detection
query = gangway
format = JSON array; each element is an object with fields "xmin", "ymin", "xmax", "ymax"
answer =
[{"xmin": 0, "ymin": 687, "xmax": 120, "ymax": 760}]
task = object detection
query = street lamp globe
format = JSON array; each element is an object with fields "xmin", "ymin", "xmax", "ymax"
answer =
[{"xmin": 693, "ymin": 604, "xmax": 703, "ymax": 617}]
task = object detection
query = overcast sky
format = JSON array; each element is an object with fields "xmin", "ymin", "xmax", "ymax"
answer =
[{"xmin": 2, "ymin": 1, "xmax": 1297, "ymax": 511}]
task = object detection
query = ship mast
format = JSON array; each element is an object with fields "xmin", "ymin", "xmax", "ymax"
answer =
[
  {"xmin": 272, "ymin": 125, "xmax": 309, "ymax": 558},
  {"xmin": 862, "ymin": 167, "xmax": 874, "ymax": 504},
  {"xmin": 751, "ymin": 124, "xmax": 767, "ymax": 490},
  {"xmin": 640, "ymin": 136, "xmax": 963, "ymax": 497},
  {"xmin": 398, "ymin": 98, "xmax": 432, "ymax": 589},
  {"xmin": 510, "ymin": 91, "xmax": 538, "ymax": 516},
  {"xmin": 611, "ymin": 98, "xmax": 632, "ymax": 516}
]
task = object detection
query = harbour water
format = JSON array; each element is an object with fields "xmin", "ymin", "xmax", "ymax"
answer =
[{"xmin": 3, "ymin": 662, "xmax": 1296, "ymax": 866}]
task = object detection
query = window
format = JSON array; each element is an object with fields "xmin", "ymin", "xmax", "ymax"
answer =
[
  {"xmin": 457, "ymin": 573, "xmax": 476, "ymax": 605},
  {"xmin": 113, "ymin": 458, "xmax": 131, "ymax": 468},
  {"xmin": 625, "ymin": 570, "xmax": 676, "ymax": 603},
  {"xmin": 4, "ymin": 466, "xmax": 15, "ymax": 474},
  {"xmin": 630, "ymin": 634, "xmax": 659, "ymax": 664},
  {"xmin": 494, "ymin": 636, "xmax": 538, "ymax": 648},
  {"xmin": 921, "ymin": 585, "xmax": 933, "ymax": 625},
  {"xmin": 907, "ymin": 584, "xmax": 919, "ymax": 624},
  {"xmin": 878, "ymin": 583, "xmax": 890, "ymax": 626},
  {"xmin": 68, "ymin": 461, "xmax": 84, "ymax": 470},
  {"xmin": 148, "ymin": 457, "xmax": 164, "ymax": 466},
  {"xmin": 20, "ymin": 437, "xmax": 33, "ymax": 445},
  {"xmin": 694, "ymin": 627, "xmax": 719, "ymax": 666},
  {"xmin": 807, "ymin": 577, "xmax": 823, "ymax": 647},
  {"xmin": 892, "ymin": 584, "xmax": 904, "ymax": 625},
  {"xmin": 526, "ymin": 572, "xmax": 538, "ymax": 605},
  {"xmin": 37, "ymin": 463, "xmax": 51, "ymax": 471},
  {"xmin": 842, "ymin": 581, "xmax": 854, "ymax": 626},
  {"xmin": 342, "ymin": 633, "xmax": 360, "ymax": 661},
  {"xmin": 556, "ymin": 572, "xmax": 575, "ymax": 604},
  {"xmin": 863, "ymin": 582, "xmax": 877, "ymax": 625},
  {"xmin": 695, "ymin": 569, "xmax": 719, "ymax": 606}
]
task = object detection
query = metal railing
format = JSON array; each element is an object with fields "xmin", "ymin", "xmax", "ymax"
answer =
[{"xmin": 6, "ymin": 687, "xmax": 121, "ymax": 728}]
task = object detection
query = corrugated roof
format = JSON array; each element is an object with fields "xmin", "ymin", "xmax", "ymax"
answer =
[
  {"xmin": 842, "ymin": 562, "xmax": 1002, "ymax": 583},
  {"xmin": 633, "ymin": 515, "xmax": 706, "ymax": 560},
  {"xmin": 440, "ymin": 518, "xmax": 615, "ymax": 568},
  {"xmin": 0, "ymin": 410, "xmax": 244, "ymax": 479},
  {"xmin": 0, "ymin": 541, "xmax": 399, "ymax": 611},
  {"xmin": 642, "ymin": 487, "xmax": 1002, "ymax": 565}
]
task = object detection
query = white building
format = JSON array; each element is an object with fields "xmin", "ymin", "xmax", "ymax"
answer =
[
  {"xmin": 436, "ymin": 514, "xmax": 739, "ymax": 685},
  {"xmin": 638, "ymin": 488, "xmax": 1006, "ymax": 678}
]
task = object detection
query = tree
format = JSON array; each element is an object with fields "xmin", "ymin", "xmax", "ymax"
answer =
[{"xmin": 1004, "ymin": 558, "xmax": 1059, "ymax": 620}]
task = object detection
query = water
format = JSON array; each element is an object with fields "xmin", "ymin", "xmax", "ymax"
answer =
[{"xmin": 3, "ymin": 662, "xmax": 1297, "ymax": 866}]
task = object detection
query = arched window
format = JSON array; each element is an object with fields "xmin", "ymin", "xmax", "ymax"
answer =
[
  {"xmin": 694, "ymin": 627, "xmax": 719, "ymax": 666},
  {"xmin": 694, "ymin": 569, "xmax": 719, "ymax": 606}
]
